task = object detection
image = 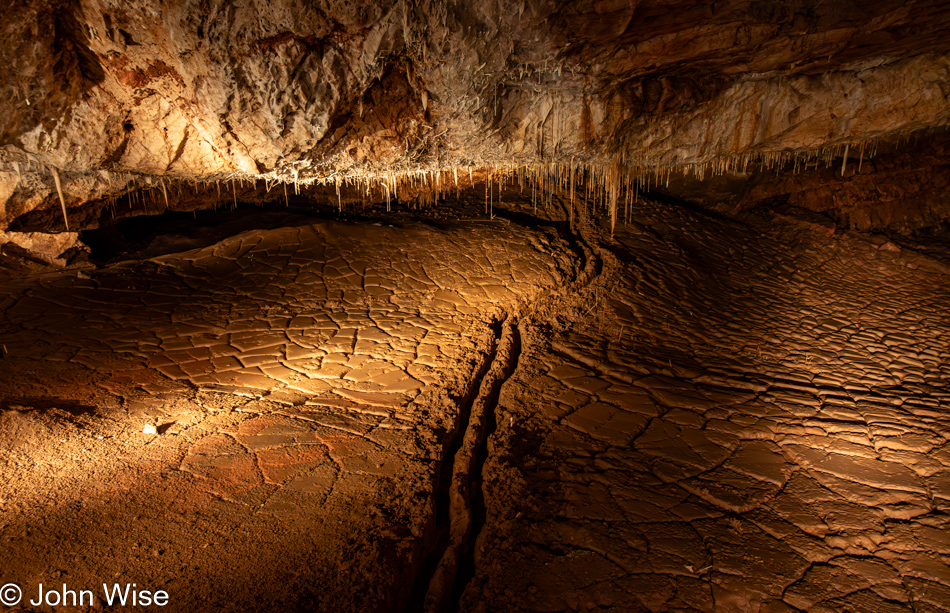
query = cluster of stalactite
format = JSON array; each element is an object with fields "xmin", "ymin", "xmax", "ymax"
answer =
[{"xmin": 0, "ymin": 136, "xmax": 907, "ymax": 234}]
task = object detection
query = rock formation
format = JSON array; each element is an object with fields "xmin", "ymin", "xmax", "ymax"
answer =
[
  {"xmin": 1, "ymin": 0, "xmax": 950, "ymax": 234},
  {"xmin": 2, "ymin": 4, "xmax": 950, "ymax": 612}
]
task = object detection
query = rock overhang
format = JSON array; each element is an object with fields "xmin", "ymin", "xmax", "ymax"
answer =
[{"xmin": 1, "ymin": 0, "xmax": 949, "ymax": 233}]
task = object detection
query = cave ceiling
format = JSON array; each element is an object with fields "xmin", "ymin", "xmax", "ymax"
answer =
[{"xmin": 1, "ymin": 0, "xmax": 950, "ymax": 230}]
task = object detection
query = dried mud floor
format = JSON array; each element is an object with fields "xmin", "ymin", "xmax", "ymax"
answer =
[
  {"xmin": 0, "ymin": 197, "xmax": 948, "ymax": 612},
  {"xmin": 464, "ymin": 202, "xmax": 950, "ymax": 612},
  {"xmin": 0, "ymin": 213, "xmax": 572, "ymax": 612}
]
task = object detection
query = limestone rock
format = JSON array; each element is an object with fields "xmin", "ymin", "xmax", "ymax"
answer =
[{"xmin": 1, "ymin": 0, "xmax": 950, "ymax": 229}]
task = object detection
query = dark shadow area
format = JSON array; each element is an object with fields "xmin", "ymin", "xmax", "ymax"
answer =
[
  {"xmin": 642, "ymin": 188, "xmax": 745, "ymax": 224},
  {"xmin": 0, "ymin": 396, "xmax": 97, "ymax": 416},
  {"xmin": 80, "ymin": 203, "xmax": 335, "ymax": 262},
  {"xmin": 80, "ymin": 187, "xmax": 547, "ymax": 263}
]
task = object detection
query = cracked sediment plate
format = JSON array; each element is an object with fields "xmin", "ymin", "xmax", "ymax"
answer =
[
  {"xmin": 3, "ymin": 199, "xmax": 950, "ymax": 612},
  {"xmin": 0, "ymin": 218, "xmax": 569, "ymax": 612},
  {"xmin": 462, "ymin": 202, "xmax": 950, "ymax": 612}
]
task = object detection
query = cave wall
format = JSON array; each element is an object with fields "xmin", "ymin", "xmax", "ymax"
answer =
[
  {"xmin": 650, "ymin": 130, "xmax": 950, "ymax": 235},
  {"xmin": 2, "ymin": 0, "xmax": 950, "ymax": 231},
  {"xmin": 740, "ymin": 131, "xmax": 950, "ymax": 233}
]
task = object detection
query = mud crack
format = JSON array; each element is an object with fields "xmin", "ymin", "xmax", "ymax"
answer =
[{"xmin": 421, "ymin": 316, "xmax": 521, "ymax": 613}]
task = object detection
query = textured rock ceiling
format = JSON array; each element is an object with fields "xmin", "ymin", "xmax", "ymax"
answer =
[{"xmin": 2, "ymin": 0, "xmax": 950, "ymax": 230}]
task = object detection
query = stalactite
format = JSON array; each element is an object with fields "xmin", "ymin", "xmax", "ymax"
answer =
[
  {"xmin": 608, "ymin": 159, "xmax": 619, "ymax": 236},
  {"xmin": 160, "ymin": 178, "xmax": 169, "ymax": 210},
  {"xmin": 50, "ymin": 167, "xmax": 69, "ymax": 231},
  {"xmin": 10, "ymin": 129, "xmax": 901, "ymax": 233}
]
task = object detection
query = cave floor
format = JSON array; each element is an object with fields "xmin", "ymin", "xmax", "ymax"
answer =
[
  {"xmin": 464, "ymin": 203, "xmax": 950, "ymax": 612},
  {"xmin": 0, "ymin": 198, "xmax": 949, "ymax": 612}
]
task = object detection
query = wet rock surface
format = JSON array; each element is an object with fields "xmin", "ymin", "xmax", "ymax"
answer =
[{"xmin": 0, "ymin": 194, "xmax": 949, "ymax": 612}]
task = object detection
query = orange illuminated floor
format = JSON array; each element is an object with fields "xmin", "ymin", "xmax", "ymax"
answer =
[
  {"xmin": 1, "ymin": 198, "xmax": 949, "ymax": 612},
  {"xmin": 0, "ymin": 216, "xmax": 568, "ymax": 611},
  {"xmin": 464, "ymin": 203, "xmax": 950, "ymax": 612}
]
